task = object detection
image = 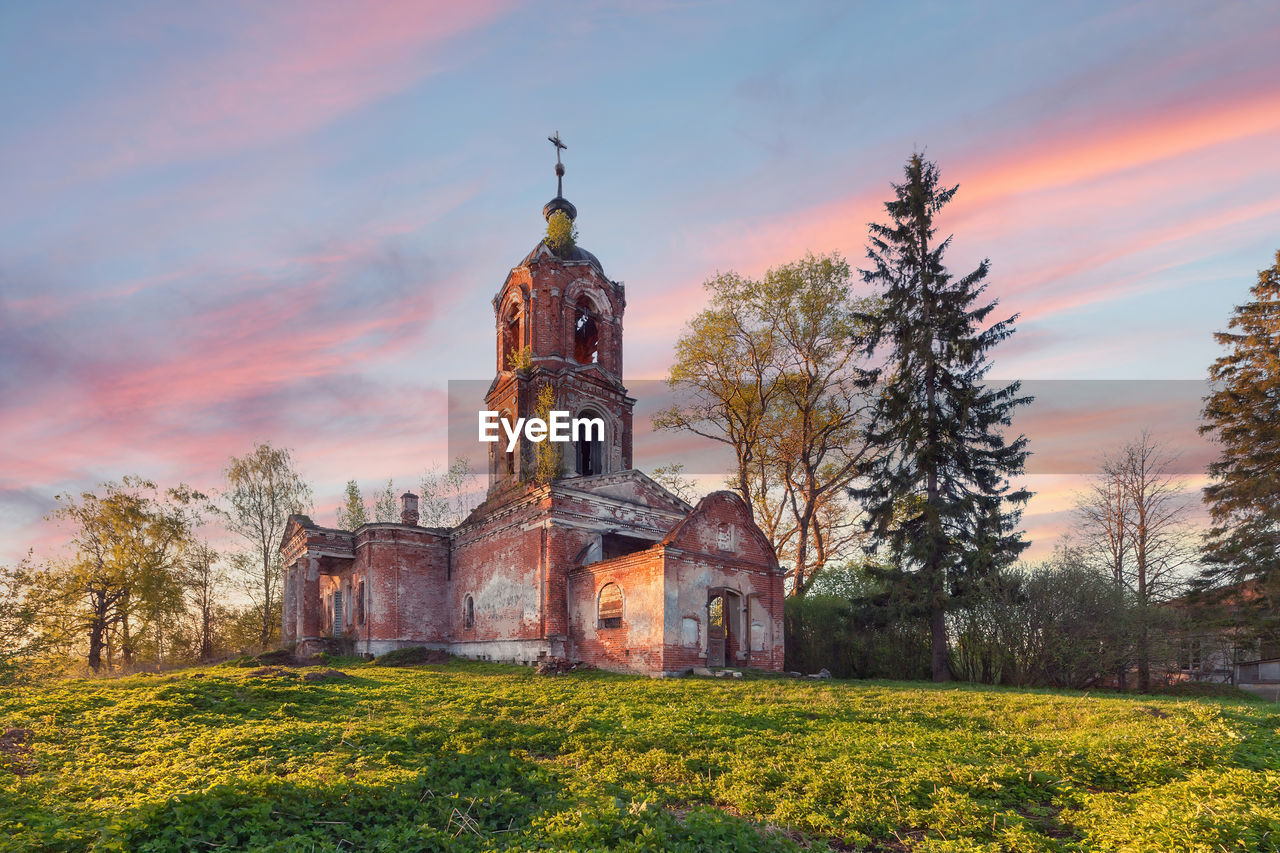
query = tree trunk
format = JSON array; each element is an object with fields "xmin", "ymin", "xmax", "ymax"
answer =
[
  {"xmin": 260, "ymin": 554, "xmax": 272, "ymax": 647},
  {"xmin": 121, "ymin": 611, "xmax": 134, "ymax": 669},
  {"xmin": 930, "ymin": 595, "xmax": 950, "ymax": 682},
  {"xmin": 88, "ymin": 620, "xmax": 105, "ymax": 673}
]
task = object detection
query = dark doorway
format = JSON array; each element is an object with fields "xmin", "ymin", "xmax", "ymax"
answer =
[{"xmin": 707, "ymin": 589, "xmax": 741, "ymax": 667}]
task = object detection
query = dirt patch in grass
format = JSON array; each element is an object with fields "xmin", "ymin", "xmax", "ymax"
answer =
[{"xmin": 0, "ymin": 727, "xmax": 32, "ymax": 776}]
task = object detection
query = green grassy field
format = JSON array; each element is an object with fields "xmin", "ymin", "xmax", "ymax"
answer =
[{"xmin": 1, "ymin": 659, "xmax": 1277, "ymax": 852}]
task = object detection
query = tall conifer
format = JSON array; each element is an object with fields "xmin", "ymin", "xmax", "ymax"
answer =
[
  {"xmin": 855, "ymin": 154, "xmax": 1032, "ymax": 682},
  {"xmin": 1199, "ymin": 251, "xmax": 1280, "ymax": 654}
]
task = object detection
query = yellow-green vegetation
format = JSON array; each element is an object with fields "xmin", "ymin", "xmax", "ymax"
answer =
[
  {"xmin": 506, "ymin": 344, "xmax": 533, "ymax": 373},
  {"xmin": 546, "ymin": 210, "xmax": 577, "ymax": 256},
  {"xmin": 1, "ymin": 661, "xmax": 1277, "ymax": 852}
]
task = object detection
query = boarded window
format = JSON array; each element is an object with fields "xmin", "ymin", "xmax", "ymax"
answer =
[
  {"xmin": 682, "ymin": 617, "xmax": 700, "ymax": 647},
  {"xmin": 463, "ymin": 594, "xmax": 475, "ymax": 630},
  {"xmin": 598, "ymin": 583, "xmax": 622, "ymax": 628},
  {"xmin": 751, "ymin": 622, "xmax": 765, "ymax": 652},
  {"xmin": 717, "ymin": 523, "xmax": 733, "ymax": 550},
  {"xmin": 333, "ymin": 590, "xmax": 343, "ymax": 636}
]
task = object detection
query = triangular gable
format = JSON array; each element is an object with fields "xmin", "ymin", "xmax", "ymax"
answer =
[
  {"xmin": 660, "ymin": 490, "xmax": 780, "ymax": 570},
  {"xmin": 557, "ymin": 468, "xmax": 692, "ymax": 514}
]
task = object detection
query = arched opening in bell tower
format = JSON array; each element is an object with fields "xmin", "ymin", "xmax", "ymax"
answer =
[
  {"xmin": 573, "ymin": 297, "xmax": 599, "ymax": 364},
  {"xmin": 575, "ymin": 407, "xmax": 605, "ymax": 476}
]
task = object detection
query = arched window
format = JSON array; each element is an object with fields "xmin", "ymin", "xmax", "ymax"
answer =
[
  {"xmin": 597, "ymin": 583, "xmax": 622, "ymax": 629},
  {"xmin": 463, "ymin": 594, "xmax": 475, "ymax": 630},
  {"xmin": 575, "ymin": 408, "xmax": 604, "ymax": 476},
  {"xmin": 573, "ymin": 296, "xmax": 599, "ymax": 364},
  {"xmin": 502, "ymin": 304, "xmax": 523, "ymax": 369}
]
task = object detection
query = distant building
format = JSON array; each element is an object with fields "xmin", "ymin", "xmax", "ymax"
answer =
[
  {"xmin": 279, "ymin": 154, "xmax": 785, "ymax": 676},
  {"xmin": 1165, "ymin": 579, "xmax": 1280, "ymax": 699}
]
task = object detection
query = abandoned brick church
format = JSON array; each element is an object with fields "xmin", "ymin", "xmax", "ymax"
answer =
[{"xmin": 280, "ymin": 142, "xmax": 784, "ymax": 676}]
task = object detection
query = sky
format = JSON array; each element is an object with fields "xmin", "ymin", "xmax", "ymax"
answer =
[{"xmin": 3, "ymin": 0, "xmax": 1279, "ymax": 566}]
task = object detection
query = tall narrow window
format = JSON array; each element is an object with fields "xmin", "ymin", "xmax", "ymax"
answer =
[
  {"xmin": 502, "ymin": 305, "xmax": 523, "ymax": 369},
  {"xmin": 573, "ymin": 297, "xmax": 599, "ymax": 364},
  {"xmin": 501, "ymin": 411, "xmax": 516, "ymax": 477},
  {"xmin": 575, "ymin": 409, "xmax": 603, "ymax": 476},
  {"xmin": 463, "ymin": 594, "xmax": 475, "ymax": 630},
  {"xmin": 597, "ymin": 583, "xmax": 623, "ymax": 628},
  {"xmin": 356, "ymin": 581, "xmax": 366, "ymax": 625},
  {"xmin": 333, "ymin": 590, "xmax": 343, "ymax": 637}
]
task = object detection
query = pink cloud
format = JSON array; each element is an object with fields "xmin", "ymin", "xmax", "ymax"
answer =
[{"xmin": 9, "ymin": 1, "xmax": 511, "ymax": 192}]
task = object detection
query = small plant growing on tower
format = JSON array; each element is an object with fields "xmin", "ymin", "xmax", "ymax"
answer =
[
  {"xmin": 545, "ymin": 210, "xmax": 577, "ymax": 256},
  {"xmin": 506, "ymin": 345, "xmax": 533, "ymax": 374},
  {"xmin": 528, "ymin": 382, "xmax": 563, "ymax": 485}
]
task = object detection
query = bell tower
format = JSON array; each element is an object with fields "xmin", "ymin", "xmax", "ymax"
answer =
[{"xmin": 485, "ymin": 134, "xmax": 634, "ymax": 493}]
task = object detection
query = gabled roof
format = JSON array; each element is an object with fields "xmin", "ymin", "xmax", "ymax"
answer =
[{"xmin": 553, "ymin": 468, "xmax": 693, "ymax": 515}]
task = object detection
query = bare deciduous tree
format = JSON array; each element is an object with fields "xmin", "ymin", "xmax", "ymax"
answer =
[
  {"xmin": 1075, "ymin": 431, "xmax": 1196, "ymax": 690},
  {"xmin": 419, "ymin": 457, "xmax": 482, "ymax": 527}
]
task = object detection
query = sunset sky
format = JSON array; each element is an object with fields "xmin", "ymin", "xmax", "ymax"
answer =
[{"xmin": 3, "ymin": 1, "xmax": 1279, "ymax": 566}]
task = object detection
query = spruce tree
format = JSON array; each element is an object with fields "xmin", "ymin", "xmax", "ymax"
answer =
[
  {"xmin": 1199, "ymin": 250, "xmax": 1280, "ymax": 655},
  {"xmin": 855, "ymin": 154, "xmax": 1032, "ymax": 682}
]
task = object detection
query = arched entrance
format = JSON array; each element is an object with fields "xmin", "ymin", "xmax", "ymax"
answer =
[{"xmin": 707, "ymin": 588, "xmax": 741, "ymax": 667}]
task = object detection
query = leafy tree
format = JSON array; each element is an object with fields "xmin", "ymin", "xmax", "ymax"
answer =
[
  {"xmin": 49, "ymin": 477, "xmax": 202, "ymax": 672},
  {"xmin": 655, "ymin": 270, "xmax": 776, "ymax": 520},
  {"xmin": 336, "ymin": 480, "xmax": 369, "ymax": 530},
  {"xmin": 1199, "ymin": 250, "xmax": 1280, "ymax": 655},
  {"xmin": 419, "ymin": 457, "xmax": 480, "ymax": 527},
  {"xmin": 372, "ymin": 479, "xmax": 398, "ymax": 523},
  {"xmin": 656, "ymin": 254, "xmax": 877, "ymax": 594},
  {"xmin": 0, "ymin": 556, "xmax": 67, "ymax": 683},
  {"xmin": 854, "ymin": 153, "xmax": 1032, "ymax": 682},
  {"xmin": 222, "ymin": 443, "xmax": 312, "ymax": 647}
]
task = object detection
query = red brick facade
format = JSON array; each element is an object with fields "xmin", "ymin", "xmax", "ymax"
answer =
[{"xmin": 279, "ymin": 205, "xmax": 785, "ymax": 676}]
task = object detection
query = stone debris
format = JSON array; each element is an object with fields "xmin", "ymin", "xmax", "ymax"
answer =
[
  {"xmin": 535, "ymin": 657, "xmax": 592, "ymax": 675},
  {"xmin": 807, "ymin": 668, "xmax": 832, "ymax": 679}
]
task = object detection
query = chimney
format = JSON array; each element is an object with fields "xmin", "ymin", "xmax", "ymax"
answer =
[{"xmin": 400, "ymin": 491, "xmax": 419, "ymax": 526}]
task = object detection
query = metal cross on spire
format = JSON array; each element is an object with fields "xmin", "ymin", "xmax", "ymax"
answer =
[{"xmin": 548, "ymin": 131, "xmax": 567, "ymax": 197}]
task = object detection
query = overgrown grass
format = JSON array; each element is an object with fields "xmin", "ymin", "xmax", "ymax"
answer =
[{"xmin": 1, "ymin": 660, "xmax": 1277, "ymax": 851}]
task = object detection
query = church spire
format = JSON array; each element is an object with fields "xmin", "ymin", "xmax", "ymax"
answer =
[{"xmin": 542, "ymin": 131, "xmax": 577, "ymax": 222}]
